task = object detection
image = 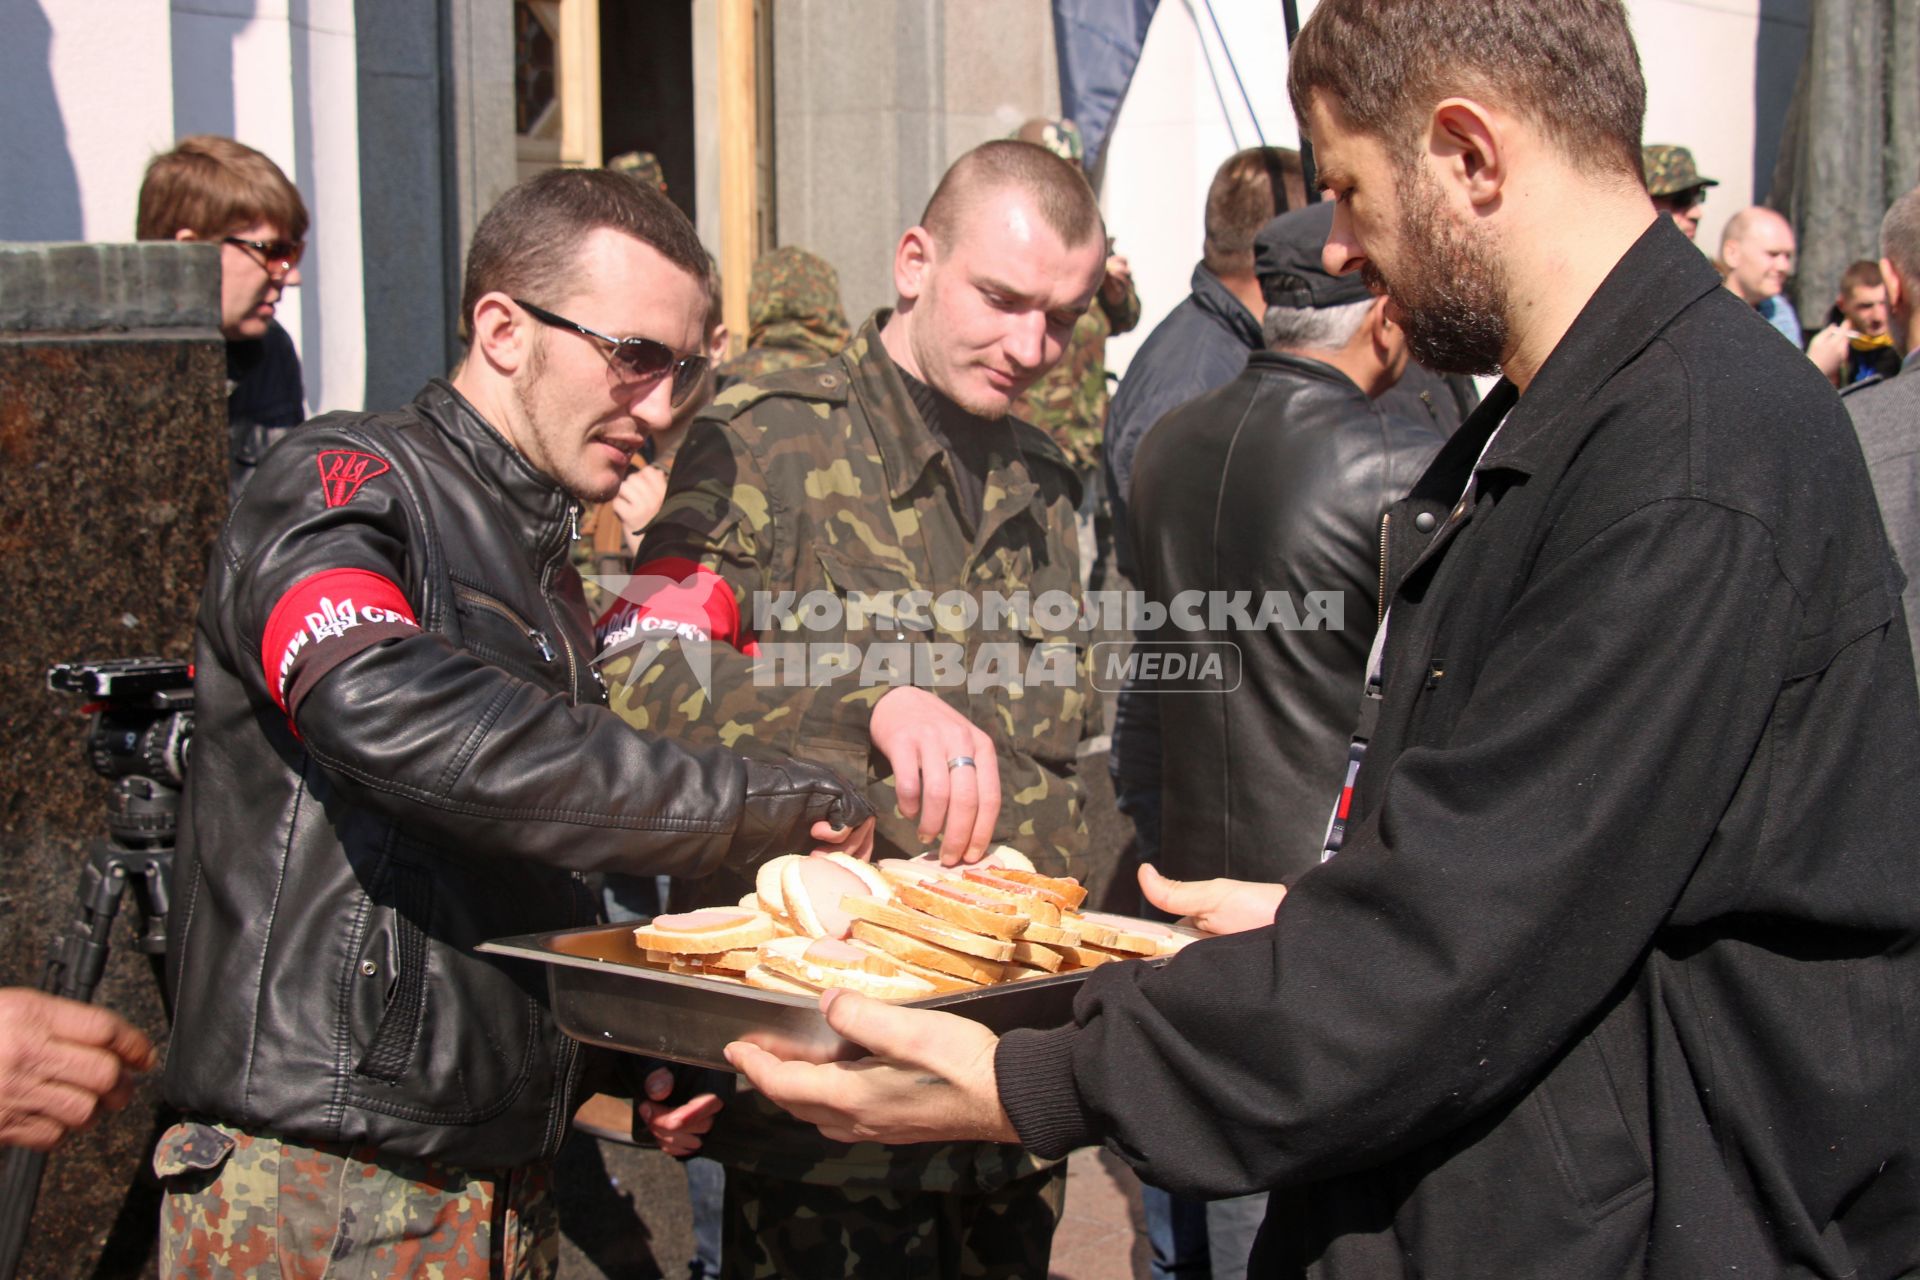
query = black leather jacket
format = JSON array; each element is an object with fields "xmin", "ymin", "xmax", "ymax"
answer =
[
  {"xmin": 1129, "ymin": 351, "xmax": 1443, "ymax": 883},
  {"xmin": 165, "ymin": 380, "xmax": 867, "ymax": 1169}
]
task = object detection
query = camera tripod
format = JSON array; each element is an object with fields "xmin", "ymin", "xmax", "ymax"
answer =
[{"xmin": 0, "ymin": 661, "xmax": 189, "ymax": 1280}]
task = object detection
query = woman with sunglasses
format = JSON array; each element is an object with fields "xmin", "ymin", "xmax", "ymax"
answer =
[{"xmin": 137, "ymin": 134, "xmax": 309, "ymax": 497}]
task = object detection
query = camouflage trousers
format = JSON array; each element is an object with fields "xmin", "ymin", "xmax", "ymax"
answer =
[
  {"xmin": 720, "ymin": 1163, "xmax": 1066, "ymax": 1279},
  {"xmin": 152, "ymin": 1120, "xmax": 557, "ymax": 1279}
]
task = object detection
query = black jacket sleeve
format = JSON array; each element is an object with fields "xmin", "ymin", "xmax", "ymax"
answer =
[
  {"xmin": 215, "ymin": 424, "xmax": 850, "ymax": 878},
  {"xmin": 998, "ymin": 497, "xmax": 1799, "ymax": 1196}
]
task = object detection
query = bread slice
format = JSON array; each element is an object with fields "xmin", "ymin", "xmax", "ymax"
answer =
[
  {"xmin": 1014, "ymin": 919, "xmax": 1083, "ymax": 946},
  {"xmin": 981, "ymin": 845, "xmax": 1037, "ymax": 873},
  {"xmin": 841, "ymin": 895, "xmax": 1017, "ymax": 962},
  {"xmin": 1070, "ymin": 912, "xmax": 1175, "ymax": 956},
  {"xmin": 756, "ymin": 936, "xmax": 937, "ymax": 1000},
  {"xmin": 895, "ymin": 881, "xmax": 1026, "ymax": 940},
  {"xmin": 848, "ymin": 920, "xmax": 1007, "ymax": 984},
  {"xmin": 781, "ymin": 853, "xmax": 887, "ymax": 939},
  {"xmin": 754, "ymin": 854, "xmax": 802, "ymax": 918},
  {"xmin": 992, "ymin": 867, "xmax": 1088, "ymax": 910},
  {"xmin": 1006, "ymin": 938, "xmax": 1066, "ymax": 972},
  {"xmin": 955, "ymin": 869, "xmax": 1062, "ymax": 925},
  {"xmin": 848, "ymin": 938, "xmax": 985, "ymax": 994},
  {"xmin": 632, "ymin": 908, "xmax": 777, "ymax": 954}
]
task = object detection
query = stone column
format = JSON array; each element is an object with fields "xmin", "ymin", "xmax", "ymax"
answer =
[
  {"xmin": 769, "ymin": 0, "xmax": 1059, "ymax": 322},
  {"xmin": 0, "ymin": 241, "xmax": 225, "ymax": 1277}
]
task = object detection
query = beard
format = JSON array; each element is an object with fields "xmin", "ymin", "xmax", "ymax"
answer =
[{"xmin": 1361, "ymin": 168, "xmax": 1511, "ymax": 377}]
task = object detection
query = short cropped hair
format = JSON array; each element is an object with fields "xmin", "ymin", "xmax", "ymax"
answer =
[
  {"xmin": 1882, "ymin": 186, "xmax": 1920, "ymax": 288},
  {"xmin": 1287, "ymin": 0, "xmax": 1645, "ymax": 184},
  {"xmin": 459, "ymin": 167, "xmax": 709, "ymax": 342},
  {"xmin": 919, "ymin": 140, "xmax": 1103, "ymax": 251},
  {"xmin": 1205, "ymin": 147, "xmax": 1306, "ymax": 277},
  {"xmin": 1262, "ymin": 298, "xmax": 1373, "ymax": 351},
  {"xmin": 1838, "ymin": 259, "xmax": 1883, "ymax": 296},
  {"xmin": 136, "ymin": 135, "xmax": 308, "ymax": 243}
]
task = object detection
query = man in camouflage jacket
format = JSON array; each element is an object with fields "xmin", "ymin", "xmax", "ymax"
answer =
[
  {"xmin": 718, "ymin": 245, "xmax": 853, "ymax": 383},
  {"xmin": 598, "ymin": 140, "xmax": 1109, "ymax": 1279}
]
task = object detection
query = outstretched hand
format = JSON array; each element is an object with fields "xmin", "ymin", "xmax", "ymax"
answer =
[
  {"xmin": 637, "ymin": 1065, "xmax": 724, "ymax": 1158},
  {"xmin": 0, "ymin": 988, "xmax": 155, "ymax": 1151},
  {"xmin": 869, "ymin": 687, "xmax": 1001, "ymax": 865},
  {"xmin": 725, "ymin": 988, "xmax": 1018, "ymax": 1146},
  {"xmin": 1138, "ymin": 863, "xmax": 1286, "ymax": 936}
]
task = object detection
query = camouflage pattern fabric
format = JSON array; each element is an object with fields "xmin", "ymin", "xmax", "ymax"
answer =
[
  {"xmin": 1013, "ymin": 274, "xmax": 1142, "ymax": 474},
  {"xmin": 718, "ymin": 246, "xmax": 852, "ymax": 384},
  {"xmin": 719, "ymin": 1160, "xmax": 1067, "ymax": 1280},
  {"xmin": 606, "ymin": 150, "xmax": 668, "ymax": 194},
  {"xmin": 154, "ymin": 1120, "xmax": 557, "ymax": 1279},
  {"xmin": 606, "ymin": 310, "xmax": 1095, "ymax": 880},
  {"xmin": 1641, "ymin": 144, "xmax": 1718, "ymax": 197},
  {"xmin": 598, "ymin": 312, "xmax": 1090, "ymax": 1207}
]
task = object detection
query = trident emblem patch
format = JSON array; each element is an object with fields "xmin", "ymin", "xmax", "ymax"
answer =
[{"xmin": 316, "ymin": 450, "xmax": 391, "ymax": 508}]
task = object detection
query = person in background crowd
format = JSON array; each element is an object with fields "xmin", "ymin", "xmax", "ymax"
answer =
[
  {"xmin": 136, "ymin": 135, "xmax": 308, "ymax": 497},
  {"xmin": 150, "ymin": 166, "xmax": 871, "ymax": 1278},
  {"xmin": 601, "ymin": 138, "xmax": 1107, "ymax": 1280},
  {"xmin": 729, "ymin": 0, "xmax": 1920, "ymax": 1274},
  {"xmin": 1097, "ymin": 147, "xmax": 1302, "ymax": 1277},
  {"xmin": 716, "ymin": 246, "xmax": 852, "ymax": 383},
  {"xmin": 607, "ymin": 150, "xmax": 670, "ymax": 196},
  {"xmin": 1845, "ymin": 185, "xmax": 1920, "ymax": 685},
  {"xmin": 1810, "ymin": 259, "xmax": 1901, "ymax": 387},
  {"xmin": 1104, "ymin": 147, "xmax": 1306, "ymax": 576},
  {"xmin": 1720, "ymin": 205, "xmax": 1803, "ymax": 345},
  {"xmin": 1641, "ymin": 143, "xmax": 1717, "ymax": 240},
  {"xmin": 0, "ymin": 988, "xmax": 153, "ymax": 1151},
  {"xmin": 1127, "ymin": 200, "xmax": 1444, "ymax": 1279},
  {"xmin": 1010, "ymin": 117, "xmax": 1142, "ymax": 586}
]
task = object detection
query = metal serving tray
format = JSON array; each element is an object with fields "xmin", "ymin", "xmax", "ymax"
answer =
[{"xmin": 479, "ymin": 921, "xmax": 1184, "ymax": 1071}]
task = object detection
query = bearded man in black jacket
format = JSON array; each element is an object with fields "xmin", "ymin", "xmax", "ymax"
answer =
[
  {"xmin": 728, "ymin": 2, "xmax": 1920, "ymax": 1276},
  {"xmin": 155, "ymin": 168, "xmax": 872, "ymax": 1276}
]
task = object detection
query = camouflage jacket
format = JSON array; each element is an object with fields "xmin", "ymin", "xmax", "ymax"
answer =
[
  {"xmin": 1014, "ymin": 274, "xmax": 1142, "ymax": 473},
  {"xmin": 598, "ymin": 314, "xmax": 1094, "ymax": 1190}
]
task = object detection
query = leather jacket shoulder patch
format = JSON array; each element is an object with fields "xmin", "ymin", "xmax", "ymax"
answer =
[{"xmin": 317, "ymin": 449, "xmax": 392, "ymax": 507}]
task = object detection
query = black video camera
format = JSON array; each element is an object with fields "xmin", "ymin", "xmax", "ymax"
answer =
[{"xmin": 47, "ymin": 657, "xmax": 195, "ymax": 847}]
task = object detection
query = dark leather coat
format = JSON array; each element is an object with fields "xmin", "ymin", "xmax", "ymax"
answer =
[
  {"xmin": 165, "ymin": 380, "xmax": 865, "ymax": 1169},
  {"xmin": 1130, "ymin": 351, "xmax": 1443, "ymax": 883}
]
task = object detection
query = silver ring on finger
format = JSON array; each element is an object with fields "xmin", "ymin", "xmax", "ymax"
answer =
[{"xmin": 946, "ymin": 755, "xmax": 977, "ymax": 771}]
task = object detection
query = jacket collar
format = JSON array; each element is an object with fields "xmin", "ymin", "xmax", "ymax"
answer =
[
  {"xmin": 1188, "ymin": 263, "xmax": 1265, "ymax": 350},
  {"xmin": 1245, "ymin": 348, "xmax": 1368, "ymax": 399},
  {"xmin": 416, "ymin": 378, "xmax": 576, "ymax": 548},
  {"xmin": 843, "ymin": 311, "xmax": 1044, "ymax": 521},
  {"xmin": 1466, "ymin": 217, "xmax": 1723, "ymax": 480}
]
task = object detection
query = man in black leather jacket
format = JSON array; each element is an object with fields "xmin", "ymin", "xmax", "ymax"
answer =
[
  {"xmin": 154, "ymin": 168, "xmax": 872, "ymax": 1276},
  {"xmin": 1133, "ymin": 201, "xmax": 1443, "ymax": 886},
  {"xmin": 1126, "ymin": 198, "xmax": 1443, "ymax": 1275}
]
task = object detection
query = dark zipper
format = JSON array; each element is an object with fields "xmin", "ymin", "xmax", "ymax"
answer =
[
  {"xmin": 452, "ymin": 584, "xmax": 556, "ymax": 663},
  {"xmin": 1376, "ymin": 511, "xmax": 1391, "ymax": 626},
  {"xmin": 540, "ymin": 502, "xmax": 581, "ymax": 701}
]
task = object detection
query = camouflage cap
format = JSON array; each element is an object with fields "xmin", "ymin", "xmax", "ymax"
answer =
[
  {"xmin": 606, "ymin": 150, "xmax": 668, "ymax": 194},
  {"xmin": 1642, "ymin": 145, "xmax": 1718, "ymax": 198},
  {"xmin": 1011, "ymin": 118, "xmax": 1084, "ymax": 167}
]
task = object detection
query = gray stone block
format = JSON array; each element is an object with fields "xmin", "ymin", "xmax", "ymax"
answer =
[{"xmin": 0, "ymin": 241, "xmax": 221, "ymax": 334}]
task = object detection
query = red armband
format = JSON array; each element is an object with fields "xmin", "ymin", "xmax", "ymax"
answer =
[
  {"xmin": 261, "ymin": 568, "xmax": 420, "ymax": 716},
  {"xmin": 595, "ymin": 556, "xmax": 758, "ymax": 657}
]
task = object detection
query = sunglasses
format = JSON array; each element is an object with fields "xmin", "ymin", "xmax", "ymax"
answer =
[
  {"xmin": 513, "ymin": 299, "xmax": 710, "ymax": 406},
  {"xmin": 223, "ymin": 236, "xmax": 305, "ymax": 277}
]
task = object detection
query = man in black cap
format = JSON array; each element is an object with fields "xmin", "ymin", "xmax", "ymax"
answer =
[{"xmin": 1120, "ymin": 200, "xmax": 1446, "ymax": 1275}]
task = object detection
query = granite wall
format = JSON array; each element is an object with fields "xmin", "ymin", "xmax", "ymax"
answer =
[{"xmin": 0, "ymin": 241, "xmax": 225, "ymax": 1279}]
